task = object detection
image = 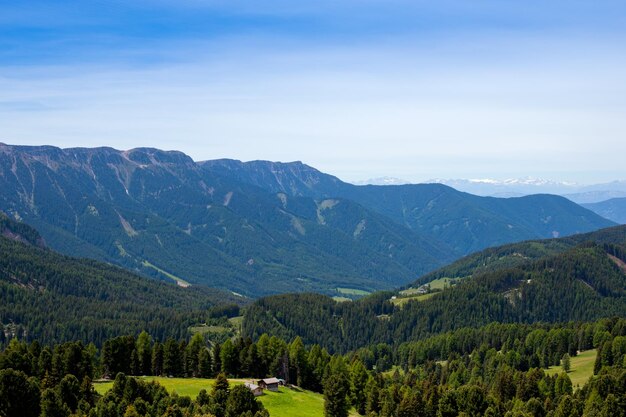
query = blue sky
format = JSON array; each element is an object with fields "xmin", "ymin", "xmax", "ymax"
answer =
[{"xmin": 1, "ymin": 1, "xmax": 626, "ymax": 183}]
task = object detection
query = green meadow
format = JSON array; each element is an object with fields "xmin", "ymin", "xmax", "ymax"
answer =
[
  {"xmin": 392, "ymin": 277, "xmax": 459, "ymax": 305},
  {"xmin": 94, "ymin": 377, "xmax": 359, "ymax": 417},
  {"xmin": 545, "ymin": 350, "xmax": 597, "ymax": 389},
  {"xmin": 336, "ymin": 288, "xmax": 371, "ymax": 296}
]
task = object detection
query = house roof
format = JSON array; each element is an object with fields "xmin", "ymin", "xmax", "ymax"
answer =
[
  {"xmin": 245, "ymin": 382, "xmax": 260, "ymax": 390},
  {"xmin": 260, "ymin": 377, "xmax": 281, "ymax": 384}
]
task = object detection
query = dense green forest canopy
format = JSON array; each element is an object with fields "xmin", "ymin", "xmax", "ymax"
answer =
[
  {"xmin": 3, "ymin": 318, "xmax": 626, "ymax": 417},
  {"xmin": 0, "ymin": 215, "xmax": 243, "ymax": 346},
  {"xmin": 243, "ymin": 226, "xmax": 626, "ymax": 353},
  {"xmin": 413, "ymin": 224, "xmax": 626, "ymax": 287},
  {"xmin": 1, "ymin": 207, "xmax": 626, "ymax": 416}
]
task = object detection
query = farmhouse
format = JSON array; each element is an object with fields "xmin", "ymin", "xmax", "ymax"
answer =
[
  {"xmin": 244, "ymin": 382, "xmax": 264, "ymax": 397},
  {"xmin": 416, "ymin": 284, "xmax": 429, "ymax": 295},
  {"xmin": 257, "ymin": 377, "xmax": 281, "ymax": 391}
]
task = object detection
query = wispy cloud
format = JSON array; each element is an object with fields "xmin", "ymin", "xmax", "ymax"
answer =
[{"xmin": 1, "ymin": 1, "xmax": 625, "ymax": 182}]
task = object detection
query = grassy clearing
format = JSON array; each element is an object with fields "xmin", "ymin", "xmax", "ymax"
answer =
[
  {"xmin": 392, "ymin": 277, "xmax": 459, "ymax": 306},
  {"xmin": 546, "ymin": 350, "xmax": 597, "ymax": 389},
  {"xmin": 93, "ymin": 377, "xmax": 231, "ymax": 398},
  {"xmin": 332, "ymin": 296, "xmax": 352, "ymax": 302},
  {"xmin": 391, "ymin": 292, "xmax": 436, "ymax": 306},
  {"xmin": 337, "ymin": 288, "xmax": 371, "ymax": 296},
  {"xmin": 93, "ymin": 377, "xmax": 357, "ymax": 417},
  {"xmin": 398, "ymin": 278, "xmax": 456, "ymax": 296},
  {"xmin": 189, "ymin": 325, "xmax": 230, "ymax": 335},
  {"xmin": 228, "ymin": 316, "xmax": 243, "ymax": 332},
  {"xmin": 142, "ymin": 260, "xmax": 190, "ymax": 287},
  {"xmin": 258, "ymin": 385, "xmax": 325, "ymax": 417},
  {"xmin": 427, "ymin": 277, "xmax": 457, "ymax": 290}
]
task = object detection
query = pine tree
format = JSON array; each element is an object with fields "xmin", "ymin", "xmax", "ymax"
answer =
[
  {"xmin": 0, "ymin": 369, "xmax": 41, "ymax": 417},
  {"xmin": 324, "ymin": 373, "xmax": 349, "ymax": 417},
  {"xmin": 350, "ymin": 359, "xmax": 369, "ymax": 415},
  {"xmin": 225, "ymin": 385, "xmax": 263, "ymax": 417},
  {"xmin": 152, "ymin": 341, "xmax": 164, "ymax": 376},
  {"xmin": 212, "ymin": 373, "xmax": 230, "ymax": 417},
  {"xmin": 220, "ymin": 339, "xmax": 238, "ymax": 377},
  {"xmin": 39, "ymin": 388, "xmax": 69, "ymax": 417},
  {"xmin": 163, "ymin": 338, "xmax": 181, "ymax": 377},
  {"xmin": 185, "ymin": 333, "xmax": 205, "ymax": 377},
  {"xmin": 199, "ymin": 348, "xmax": 212, "ymax": 378},
  {"xmin": 561, "ymin": 353, "xmax": 571, "ymax": 373},
  {"xmin": 136, "ymin": 331, "xmax": 153, "ymax": 375}
]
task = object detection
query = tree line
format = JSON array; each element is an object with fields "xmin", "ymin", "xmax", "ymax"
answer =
[{"xmin": 3, "ymin": 318, "xmax": 626, "ymax": 416}]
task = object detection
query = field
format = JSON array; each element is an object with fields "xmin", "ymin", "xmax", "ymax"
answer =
[
  {"xmin": 93, "ymin": 377, "xmax": 359, "ymax": 417},
  {"xmin": 189, "ymin": 325, "xmax": 230, "ymax": 335},
  {"xmin": 229, "ymin": 316, "xmax": 244, "ymax": 331},
  {"xmin": 391, "ymin": 292, "xmax": 435, "ymax": 305},
  {"xmin": 424, "ymin": 277, "xmax": 458, "ymax": 290},
  {"xmin": 545, "ymin": 350, "xmax": 597, "ymax": 388},
  {"xmin": 336, "ymin": 288, "xmax": 371, "ymax": 296},
  {"xmin": 392, "ymin": 278, "xmax": 458, "ymax": 305}
]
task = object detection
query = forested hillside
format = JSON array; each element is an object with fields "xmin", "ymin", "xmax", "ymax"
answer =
[
  {"xmin": 0, "ymin": 144, "xmax": 455, "ymax": 296},
  {"xmin": 413, "ymin": 223, "xmax": 626, "ymax": 287},
  {"xmin": 242, "ymin": 225, "xmax": 626, "ymax": 353},
  {"xmin": 202, "ymin": 159, "xmax": 615, "ymax": 254},
  {"xmin": 0, "ymin": 144, "xmax": 613, "ymax": 297},
  {"xmin": 0, "ymin": 215, "xmax": 242, "ymax": 346}
]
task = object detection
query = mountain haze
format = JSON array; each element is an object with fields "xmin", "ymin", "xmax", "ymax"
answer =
[{"xmin": 583, "ymin": 197, "xmax": 626, "ymax": 224}]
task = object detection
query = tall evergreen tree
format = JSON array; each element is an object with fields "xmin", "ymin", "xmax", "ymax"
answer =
[
  {"xmin": 324, "ymin": 373, "xmax": 349, "ymax": 417},
  {"xmin": 136, "ymin": 331, "xmax": 153, "ymax": 376},
  {"xmin": 152, "ymin": 341, "xmax": 164, "ymax": 376}
]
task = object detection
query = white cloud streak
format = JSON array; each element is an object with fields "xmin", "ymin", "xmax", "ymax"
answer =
[{"xmin": 1, "ymin": 28, "xmax": 625, "ymax": 183}]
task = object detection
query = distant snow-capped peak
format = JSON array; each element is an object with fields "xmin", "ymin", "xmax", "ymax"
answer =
[
  {"xmin": 353, "ymin": 176, "xmax": 411, "ymax": 186},
  {"xmin": 427, "ymin": 177, "xmax": 579, "ymax": 187}
]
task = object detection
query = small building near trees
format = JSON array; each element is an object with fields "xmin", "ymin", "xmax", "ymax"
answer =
[
  {"xmin": 257, "ymin": 377, "xmax": 282, "ymax": 391},
  {"xmin": 244, "ymin": 381, "xmax": 264, "ymax": 397}
]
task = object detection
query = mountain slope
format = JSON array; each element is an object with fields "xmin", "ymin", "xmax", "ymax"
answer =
[
  {"xmin": 202, "ymin": 159, "xmax": 615, "ymax": 254},
  {"xmin": 584, "ymin": 197, "xmax": 626, "ymax": 224},
  {"xmin": 0, "ymin": 144, "xmax": 452, "ymax": 296},
  {"xmin": 242, "ymin": 225, "xmax": 626, "ymax": 353},
  {"xmin": 0, "ymin": 214, "xmax": 242, "ymax": 345},
  {"xmin": 414, "ymin": 223, "xmax": 626, "ymax": 286}
]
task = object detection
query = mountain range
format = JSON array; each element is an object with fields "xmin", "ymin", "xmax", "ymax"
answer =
[
  {"xmin": 203, "ymin": 159, "xmax": 614, "ymax": 253},
  {"xmin": 356, "ymin": 177, "xmax": 626, "ymax": 205},
  {"xmin": 0, "ymin": 143, "xmax": 615, "ymax": 297},
  {"xmin": 355, "ymin": 177, "xmax": 626, "ymax": 224},
  {"xmin": 411, "ymin": 177, "xmax": 626, "ymax": 206},
  {"xmin": 583, "ymin": 198, "xmax": 626, "ymax": 225}
]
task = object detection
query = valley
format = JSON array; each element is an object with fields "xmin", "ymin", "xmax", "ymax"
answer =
[
  {"xmin": 1, "ymin": 193, "xmax": 626, "ymax": 416},
  {"xmin": 3, "ymin": 1, "xmax": 626, "ymax": 415}
]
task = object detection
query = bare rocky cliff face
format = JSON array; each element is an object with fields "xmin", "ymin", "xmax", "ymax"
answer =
[{"xmin": 200, "ymin": 159, "xmax": 346, "ymax": 197}]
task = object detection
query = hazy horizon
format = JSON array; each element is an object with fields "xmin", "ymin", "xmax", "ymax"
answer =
[{"xmin": 2, "ymin": 1, "xmax": 626, "ymax": 183}]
